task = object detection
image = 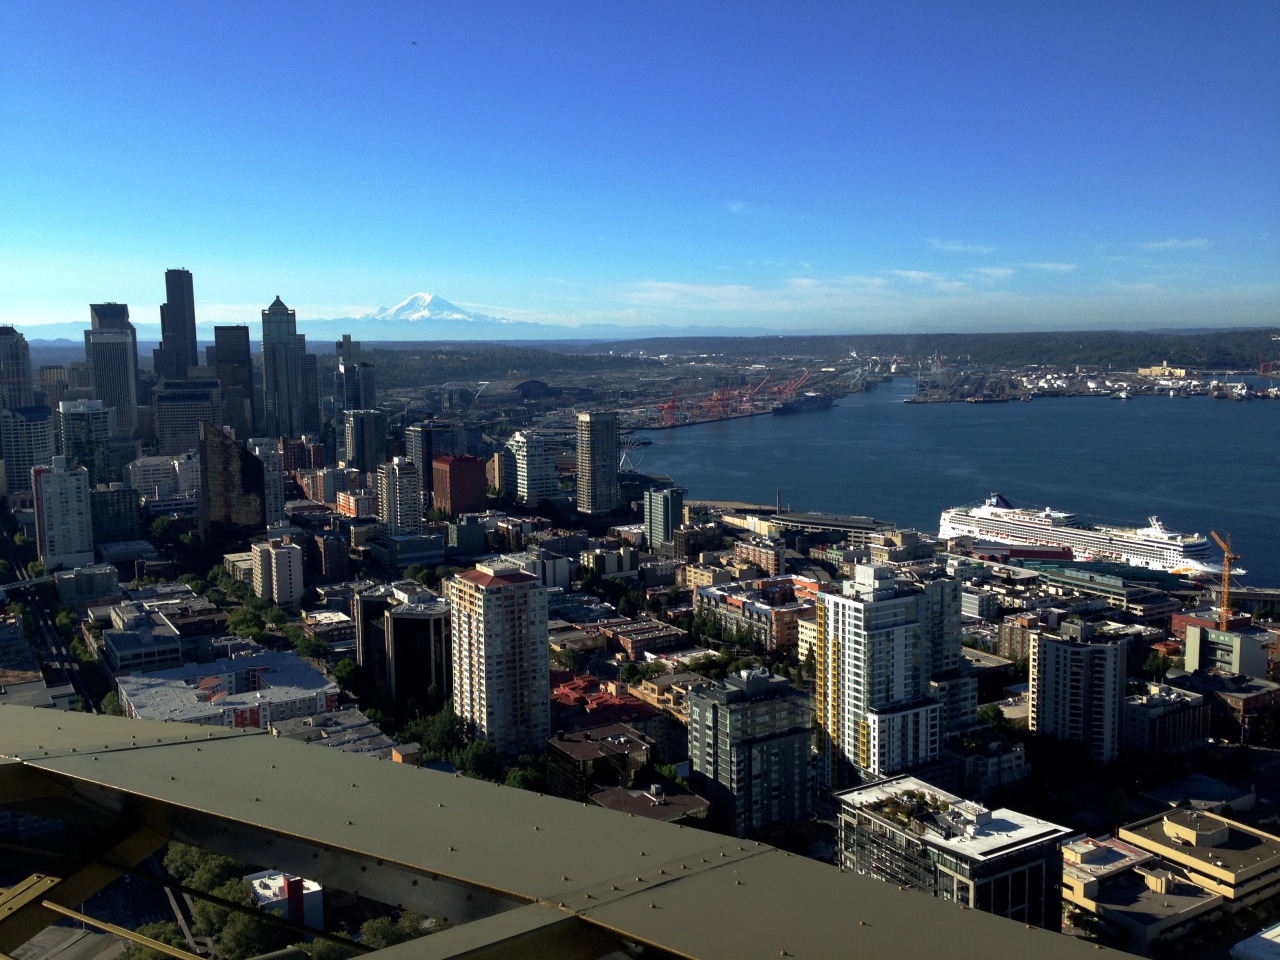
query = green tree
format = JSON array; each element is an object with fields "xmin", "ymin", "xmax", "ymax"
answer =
[
  {"xmin": 303, "ymin": 938, "xmax": 357, "ymax": 960},
  {"xmin": 55, "ymin": 609, "xmax": 77, "ymax": 638},
  {"xmin": 0, "ymin": 558, "xmax": 13, "ymax": 582},
  {"xmin": 26, "ymin": 560, "xmax": 44, "ymax": 579},
  {"xmin": 118, "ymin": 921, "xmax": 186, "ymax": 960},
  {"xmin": 456, "ymin": 739, "xmax": 503, "ymax": 781},
  {"xmin": 1144, "ymin": 651, "xmax": 1172, "ymax": 680},
  {"xmin": 101, "ymin": 691, "xmax": 124, "ymax": 716},
  {"xmin": 359, "ymin": 911, "xmax": 427, "ymax": 949},
  {"xmin": 218, "ymin": 908, "xmax": 293, "ymax": 960},
  {"xmin": 226, "ymin": 606, "xmax": 265, "ymax": 638},
  {"xmin": 977, "ymin": 703, "xmax": 1010, "ymax": 730},
  {"xmin": 149, "ymin": 516, "xmax": 176, "ymax": 544},
  {"xmin": 331, "ymin": 657, "xmax": 359, "ymax": 691},
  {"xmin": 70, "ymin": 638, "xmax": 95, "ymax": 665}
]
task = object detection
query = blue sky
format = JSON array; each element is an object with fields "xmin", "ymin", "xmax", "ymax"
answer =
[{"xmin": 2, "ymin": 2, "xmax": 1277, "ymax": 335}]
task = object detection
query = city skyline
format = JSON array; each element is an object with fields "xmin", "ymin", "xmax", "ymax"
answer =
[{"xmin": 2, "ymin": 3, "xmax": 1277, "ymax": 335}]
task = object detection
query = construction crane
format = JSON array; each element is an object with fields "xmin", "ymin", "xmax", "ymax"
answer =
[{"xmin": 1210, "ymin": 530, "xmax": 1240, "ymax": 630}]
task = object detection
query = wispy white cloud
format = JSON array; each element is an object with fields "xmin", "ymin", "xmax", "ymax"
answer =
[
  {"xmin": 1019, "ymin": 262, "xmax": 1077, "ymax": 273},
  {"xmin": 927, "ymin": 238, "xmax": 995, "ymax": 254},
  {"xmin": 890, "ymin": 270, "xmax": 941, "ymax": 283},
  {"xmin": 724, "ymin": 200, "xmax": 748, "ymax": 215},
  {"xmin": 1136, "ymin": 238, "xmax": 1210, "ymax": 251},
  {"xmin": 971, "ymin": 267, "xmax": 1016, "ymax": 281}
]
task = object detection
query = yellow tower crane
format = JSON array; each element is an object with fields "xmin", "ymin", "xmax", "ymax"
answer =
[{"xmin": 1210, "ymin": 530, "xmax": 1240, "ymax": 630}]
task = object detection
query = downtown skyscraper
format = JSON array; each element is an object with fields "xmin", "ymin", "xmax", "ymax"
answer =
[
  {"xmin": 213, "ymin": 325, "xmax": 255, "ymax": 439},
  {"xmin": 575, "ymin": 411, "xmax": 620, "ymax": 515},
  {"xmin": 85, "ymin": 303, "xmax": 139, "ymax": 434},
  {"xmin": 448, "ymin": 561, "xmax": 550, "ymax": 756},
  {"xmin": 153, "ymin": 269, "xmax": 198, "ymax": 381},
  {"xmin": 261, "ymin": 296, "xmax": 310, "ymax": 439},
  {"xmin": 0, "ymin": 326, "xmax": 34, "ymax": 410}
]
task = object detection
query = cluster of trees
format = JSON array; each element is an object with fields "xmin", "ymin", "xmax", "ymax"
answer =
[
  {"xmin": 579, "ymin": 569, "xmax": 653, "ymax": 619},
  {"xmin": 160, "ymin": 843, "xmax": 293, "ymax": 960},
  {"xmin": 395, "ymin": 702, "xmax": 546, "ymax": 791},
  {"xmin": 152, "ymin": 843, "xmax": 439, "ymax": 960}
]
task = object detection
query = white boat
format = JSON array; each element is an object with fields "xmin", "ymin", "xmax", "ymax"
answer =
[{"xmin": 939, "ymin": 493, "xmax": 1222, "ymax": 575}]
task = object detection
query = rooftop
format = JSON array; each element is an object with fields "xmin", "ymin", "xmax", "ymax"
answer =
[
  {"xmin": 1121, "ymin": 810, "xmax": 1280, "ymax": 878},
  {"xmin": 839, "ymin": 775, "xmax": 1074, "ymax": 862}
]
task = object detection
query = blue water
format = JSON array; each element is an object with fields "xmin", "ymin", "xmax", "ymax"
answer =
[{"xmin": 637, "ymin": 377, "xmax": 1280, "ymax": 587}]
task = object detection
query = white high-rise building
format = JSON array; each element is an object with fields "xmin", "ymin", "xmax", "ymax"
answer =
[
  {"xmin": 1030, "ymin": 622, "xmax": 1124, "ymax": 764},
  {"xmin": 32, "ymin": 456, "xmax": 94, "ymax": 571},
  {"xmin": 816, "ymin": 565, "xmax": 943, "ymax": 789},
  {"xmin": 251, "ymin": 538, "xmax": 304, "ymax": 612},
  {"xmin": 246, "ymin": 438, "xmax": 285, "ymax": 527},
  {"xmin": 376, "ymin": 457, "xmax": 422, "ymax": 537},
  {"xmin": 506, "ymin": 431, "xmax": 559, "ymax": 507},
  {"xmin": 447, "ymin": 561, "xmax": 549, "ymax": 756},
  {"xmin": 575, "ymin": 411, "xmax": 619, "ymax": 515}
]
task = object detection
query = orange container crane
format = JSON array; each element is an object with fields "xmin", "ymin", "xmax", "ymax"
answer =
[{"xmin": 1210, "ymin": 530, "xmax": 1240, "ymax": 630}]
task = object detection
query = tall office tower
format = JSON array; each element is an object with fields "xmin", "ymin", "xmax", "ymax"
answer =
[
  {"xmin": 151, "ymin": 379, "xmax": 222, "ymax": 455},
  {"xmin": 89, "ymin": 483, "xmax": 141, "ymax": 545},
  {"xmin": 335, "ymin": 334, "xmax": 377, "ymax": 412},
  {"xmin": 57, "ymin": 400, "xmax": 116, "ymax": 487},
  {"xmin": 1030, "ymin": 622, "xmax": 1124, "ymax": 764},
  {"xmin": 246, "ymin": 438, "xmax": 285, "ymax": 527},
  {"xmin": 153, "ymin": 269, "xmax": 198, "ymax": 381},
  {"xmin": 85, "ymin": 304, "xmax": 139, "ymax": 434},
  {"xmin": 431, "ymin": 454, "xmax": 488, "ymax": 517},
  {"xmin": 447, "ymin": 561, "xmax": 550, "ymax": 756},
  {"xmin": 38, "ymin": 367, "xmax": 69, "ymax": 409},
  {"xmin": 405, "ymin": 423, "xmax": 433, "ymax": 511},
  {"xmin": 575, "ymin": 411, "xmax": 619, "ymax": 515},
  {"xmin": 32, "ymin": 456, "xmax": 94, "ymax": 571},
  {"xmin": 0, "ymin": 326, "xmax": 34, "ymax": 410},
  {"xmin": 261, "ymin": 297, "xmax": 305, "ymax": 439},
  {"xmin": 383, "ymin": 597, "xmax": 451, "ymax": 712},
  {"xmin": 196, "ymin": 422, "xmax": 266, "ymax": 544},
  {"xmin": 251, "ymin": 538, "xmax": 304, "ymax": 612},
  {"xmin": 0, "ymin": 406, "xmax": 54, "ymax": 495},
  {"xmin": 506, "ymin": 431, "xmax": 558, "ymax": 507},
  {"xmin": 687, "ymin": 669, "xmax": 812, "ymax": 838},
  {"xmin": 644, "ymin": 486, "xmax": 685, "ymax": 550},
  {"xmin": 377, "ymin": 457, "xmax": 423, "ymax": 537},
  {"xmin": 916, "ymin": 575, "xmax": 977, "ymax": 735},
  {"xmin": 342, "ymin": 409, "xmax": 388, "ymax": 476},
  {"xmin": 299, "ymin": 351, "xmax": 321, "ymax": 434},
  {"xmin": 816, "ymin": 565, "xmax": 943, "ymax": 791},
  {"xmin": 213, "ymin": 325, "xmax": 255, "ymax": 438}
]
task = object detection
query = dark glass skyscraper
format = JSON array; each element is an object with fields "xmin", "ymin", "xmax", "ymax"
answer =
[
  {"xmin": 154, "ymin": 268, "xmax": 198, "ymax": 381},
  {"xmin": 86, "ymin": 303, "xmax": 139, "ymax": 433},
  {"xmin": 213, "ymin": 325, "xmax": 254, "ymax": 438},
  {"xmin": 0, "ymin": 326, "xmax": 34, "ymax": 410},
  {"xmin": 197, "ymin": 420, "xmax": 266, "ymax": 544}
]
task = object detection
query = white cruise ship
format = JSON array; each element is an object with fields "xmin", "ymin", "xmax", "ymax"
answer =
[{"xmin": 938, "ymin": 493, "xmax": 1220, "ymax": 575}]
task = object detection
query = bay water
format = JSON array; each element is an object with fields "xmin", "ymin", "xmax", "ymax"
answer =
[{"xmin": 637, "ymin": 377, "xmax": 1280, "ymax": 588}]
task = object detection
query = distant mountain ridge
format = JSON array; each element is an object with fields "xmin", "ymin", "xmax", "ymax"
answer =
[{"xmin": 8, "ymin": 291, "xmax": 770, "ymax": 343}]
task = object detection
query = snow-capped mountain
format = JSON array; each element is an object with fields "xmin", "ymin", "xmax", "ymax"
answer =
[{"xmin": 366, "ymin": 293, "xmax": 505, "ymax": 325}]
